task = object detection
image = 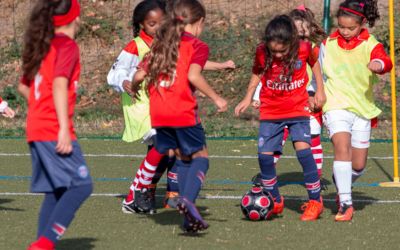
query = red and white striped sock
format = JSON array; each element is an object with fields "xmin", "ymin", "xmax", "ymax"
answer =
[
  {"xmin": 137, "ymin": 147, "xmax": 164, "ymax": 189},
  {"xmin": 124, "ymin": 164, "xmax": 143, "ymax": 203},
  {"xmin": 311, "ymin": 135, "xmax": 323, "ymax": 178}
]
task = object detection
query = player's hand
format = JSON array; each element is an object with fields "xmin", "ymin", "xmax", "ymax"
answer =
[
  {"xmin": 308, "ymin": 96, "xmax": 315, "ymax": 112},
  {"xmin": 314, "ymin": 89, "xmax": 326, "ymax": 110},
  {"xmin": 56, "ymin": 128, "xmax": 72, "ymax": 155},
  {"xmin": 122, "ymin": 80, "xmax": 134, "ymax": 96},
  {"xmin": 252, "ymin": 100, "xmax": 260, "ymax": 109},
  {"xmin": 2, "ymin": 107, "xmax": 15, "ymax": 118},
  {"xmin": 214, "ymin": 97, "xmax": 228, "ymax": 112},
  {"xmin": 221, "ymin": 60, "xmax": 236, "ymax": 69},
  {"xmin": 235, "ymin": 98, "xmax": 251, "ymax": 116},
  {"xmin": 367, "ymin": 61, "xmax": 383, "ymax": 73}
]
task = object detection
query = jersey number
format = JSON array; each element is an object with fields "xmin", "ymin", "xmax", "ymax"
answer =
[{"xmin": 34, "ymin": 73, "xmax": 43, "ymax": 100}]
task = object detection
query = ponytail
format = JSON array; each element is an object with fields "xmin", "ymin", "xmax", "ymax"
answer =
[
  {"xmin": 145, "ymin": 0, "xmax": 205, "ymax": 90},
  {"xmin": 22, "ymin": 0, "xmax": 74, "ymax": 81},
  {"xmin": 337, "ymin": 0, "xmax": 380, "ymax": 27}
]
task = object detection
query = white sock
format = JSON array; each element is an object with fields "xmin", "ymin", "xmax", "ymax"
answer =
[
  {"xmin": 333, "ymin": 161, "xmax": 352, "ymax": 206},
  {"xmin": 352, "ymin": 168, "xmax": 365, "ymax": 183}
]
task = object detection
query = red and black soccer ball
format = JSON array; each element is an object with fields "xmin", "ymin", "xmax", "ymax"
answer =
[{"xmin": 240, "ymin": 185, "xmax": 274, "ymax": 221}]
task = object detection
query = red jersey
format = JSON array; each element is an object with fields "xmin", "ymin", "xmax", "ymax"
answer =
[
  {"xmin": 146, "ymin": 32, "xmax": 209, "ymax": 127},
  {"xmin": 252, "ymin": 41, "xmax": 316, "ymax": 121},
  {"xmin": 22, "ymin": 33, "xmax": 80, "ymax": 142}
]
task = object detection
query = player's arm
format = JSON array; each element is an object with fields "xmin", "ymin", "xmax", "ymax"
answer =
[
  {"xmin": 131, "ymin": 69, "xmax": 147, "ymax": 100},
  {"xmin": 368, "ymin": 43, "xmax": 393, "ymax": 74},
  {"xmin": 234, "ymin": 73, "xmax": 261, "ymax": 116},
  {"xmin": 204, "ymin": 60, "xmax": 235, "ymax": 71},
  {"xmin": 188, "ymin": 64, "xmax": 227, "ymax": 112},
  {"xmin": 107, "ymin": 47, "xmax": 139, "ymax": 93},
  {"xmin": 53, "ymin": 77, "xmax": 72, "ymax": 154},
  {"xmin": 311, "ymin": 61, "xmax": 326, "ymax": 109}
]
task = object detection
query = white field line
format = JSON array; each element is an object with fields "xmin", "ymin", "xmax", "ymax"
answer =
[
  {"xmin": 0, "ymin": 192, "xmax": 399, "ymax": 204},
  {"xmin": 0, "ymin": 153, "xmax": 398, "ymax": 160}
]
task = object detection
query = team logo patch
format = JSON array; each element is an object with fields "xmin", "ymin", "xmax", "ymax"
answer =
[
  {"xmin": 78, "ymin": 165, "xmax": 89, "ymax": 179},
  {"xmin": 294, "ymin": 60, "xmax": 303, "ymax": 70},
  {"xmin": 258, "ymin": 137, "xmax": 265, "ymax": 148}
]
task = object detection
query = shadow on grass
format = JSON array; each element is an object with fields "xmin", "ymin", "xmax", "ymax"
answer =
[
  {"xmin": 371, "ymin": 158, "xmax": 392, "ymax": 181},
  {"xmin": 57, "ymin": 237, "xmax": 97, "ymax": 250},
  {"xmin": 0, "ymin": 198, "xmax": 24, "ymax": 211}
]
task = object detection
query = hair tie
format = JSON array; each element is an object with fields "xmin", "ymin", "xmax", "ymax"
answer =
[
  {"xmin": 53, "ymin": 0, "xmax": 80, "ymax": 26},
  {"xmin": 359, "ymin": 2, "xmax": 365, "ymax": 8},
  {"xmin": 175, "ymin": 16, "xmax": 184, "ymax": 22},
  {"xmin": 296, "ymin": 5, "xmax": 307, "ymax": 11},
  {"xmin": 339, "ymin": 6, "xmax": 365, "ymax": 18}
]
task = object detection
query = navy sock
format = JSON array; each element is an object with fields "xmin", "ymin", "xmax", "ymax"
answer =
[
  {"xmin": 297, "ymin": 148, "xmax": 321, "ymax": 201},
  {"xmin": 166, "ymin": 157, "xmax": 179, "ymax": 192},
  {"xmin": 177, "ymin": 160, "xmax": 190, "ymax": 196},
  {"xmin": 41, "ymin": 184, "xmax": 93, "ymax": 243},
  {"xmin": 258, "ymin": 153, "xmax": 281, "ymax": 202},
  {"xmin": 37, "ymin": 189, "xmax": 65, "ymax": 238},
  {"xmin": 183, "ymin": 157, "xmax": 209, "ymax": 203},
  {"xmin": 151, "ymin": 155, "xmax": 172, "ymax": 185}
]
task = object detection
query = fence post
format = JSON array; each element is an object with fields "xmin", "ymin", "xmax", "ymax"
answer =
[{"xmin": 323, "ymin": 0, "xmax": 331, "ymax": 33}]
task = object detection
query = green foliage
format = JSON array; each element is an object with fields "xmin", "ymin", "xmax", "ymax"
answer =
[
  {"xmin": 78, "ymin": 14, "xmax": 125, "ymax": 44},
  {"xmin": 1, "ymin": 85, "xmax": 26, "ymax": 110}
]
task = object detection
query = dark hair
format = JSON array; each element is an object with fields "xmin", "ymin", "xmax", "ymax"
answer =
[
  {"xmin": 263, "ymin": 15, "xmax": 299, "ymax": 83},
  {"xmin": 337, "ymin": 0, "xmax": 380, "ymax": 27},
  {"xmin": 289, "ymin": 8, "xmax": 327, "ymax": 45},
  {"xmin": 132, "ymin": 0, "xmax": 166, "ymax": 37},
  {"xmin": 143, "ymin": 0, "xmax": 206, "ymax": 91},
  {"xmin": 22, "ymin": 0, "xmax": 73, "ymax": 81}
]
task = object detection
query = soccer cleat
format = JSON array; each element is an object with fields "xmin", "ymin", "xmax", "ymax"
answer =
[
  {"xmin": 121, "ymin": 199, "xmax": 139, "ymax": 214},
  {"xmin": 148, "ymin": 185, "xmax": 157, "ymax": 214},
  {"xmin": 134, "ymin": 188, "xmax": 156, "ymax": 214},
  {"xmin": 177, "ymin": 197, "xmax": 209, "ymax": 232},
  {"xmin": 272, "ymin": 196, "xmax": 284, "ymax": 214},
  {"xmin": 335, "ymin": 204, "xmax": 354, "ymax": 222},
  {"xmin": 163, "ymin": 191, "xmax": 179, "ymax": 208},
  {"xmin": 300, "ymin": 197, "xmax": 324, "ymax": 221}
]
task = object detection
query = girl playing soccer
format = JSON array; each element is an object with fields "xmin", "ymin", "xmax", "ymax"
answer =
[
  {"xmin": 108, "ymin": 0, "xmax": 235, "ymax": 214},
  {"xmin": 0, "ymin": 97, "xmax": 15, "ymax": 118},
  {"xmin": 252, "ymin": 6, "xmax": 327, "ymax": 183},
  {"xmin": 235, "ymin": 15, "xmax": 326, "ymax": 221},
  {"xmin": 131, "ymin": 0, "xmax": 227, "ymax": 232},
  {"xmin": 320, "ymin": 0, "xmax": 392, "ymax": 221},
  {"xmin": 18, "ymin": 1, "xmax": 93, "ymax": 249}
]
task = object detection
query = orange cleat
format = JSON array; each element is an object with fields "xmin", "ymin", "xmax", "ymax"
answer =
[
  {"xmin": 335, "ymin": 204, "xmax": 354, "ymax": 222},
  {"xmin": 272, "ymin": 196, "xmax": 284, "ymax": 214},
  {"xmin": 163, "ymin": 191, "xmax": 179, "ymax": 208},
  {"xmin": 300, "ymin": 197, "xmax": 324, "ymax": 221}
]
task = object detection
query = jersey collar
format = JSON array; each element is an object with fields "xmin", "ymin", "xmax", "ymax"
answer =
[{"xmin": 139, "ymin": 30, "xmax": 154, "ymax": 47}]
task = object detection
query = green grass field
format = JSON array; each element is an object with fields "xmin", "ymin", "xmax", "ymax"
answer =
[{"xmin": 1, "ymin": 139, "xmax": 400, "ymax": 250}]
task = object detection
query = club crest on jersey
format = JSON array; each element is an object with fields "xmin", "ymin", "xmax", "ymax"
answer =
[
  {"xmin": 78, "ymin": 165, "xmax": 89, "ymax": 179},
  {"xmin": 258, "ymin": 137, "xmax": 265, "ymax": 148},
  {"xmin": 294, "ymin": 60, "xmax": 303, "ymax": 70}
]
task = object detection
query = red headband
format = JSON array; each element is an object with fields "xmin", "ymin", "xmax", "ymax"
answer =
[
  {"xmin": 339, "ymin": 6, "xmax": 365, "ymax": 18},
  {"xmin": 53, "ymin": 0, "xmax": 81, "ymax": 27},
  {"xmin": 297, "ymin": 5, "xmax": 307, "ymax": 11}
]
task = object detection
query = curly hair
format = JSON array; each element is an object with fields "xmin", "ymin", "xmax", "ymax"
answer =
[
  {"xmin": 144, "ymin": 0, "xmax": 205, "ymax": 91},
  {"xmin": 337, "ymin": 0, "xmax": 380, "ymax": 27},
  {"xmin": 263, "ymin": 15, "xmax": 299, "ymax": 84},
  {"xmin": 132, "ymin": 0, "xmax": 166, "ymax": 37},
  {"xmin": 22, "ymin": 0, "xmax": 73, "ymax": 81},
  {"xmin": 289, "ymin": 8, "xmax": 327, "ymax": 46}
]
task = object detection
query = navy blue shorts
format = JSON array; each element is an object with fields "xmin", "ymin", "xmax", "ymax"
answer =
[
  {"xmin": 155, "ymin": 124, "xmax": 206, "ymax": 156},
  {"xmin": 29, "ymin": 141, "xmax": 92, "ymax": 193},
  {"xmin": 258, "ymin": 119, "xmax": 311, "ymax": 153}
]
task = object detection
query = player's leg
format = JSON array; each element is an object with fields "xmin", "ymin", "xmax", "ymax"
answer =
[
  {"xmin": 257, "ymin": 121, "xmax": 285, "ymax": 215},
  {"xmin": 325, "ymin": 110, "xmax": 354, "ymax": 221},
  {"xmin": 175, "ymin": 124, "xmax": 209, "ymax": 232},
  {"xmin": 310, "ymin": 112, "xmax": 323, "ymax": 178},
  {"xmin": 290, "ymin": 120, "xmax": 323, "ymax": 221},
  {"xmin": 28, "ymin": 141, "xmax": 93, "ymax": 250},
  {"xmin": 350, "ymin": 115, "xmax": 371, "ymax": 184}
]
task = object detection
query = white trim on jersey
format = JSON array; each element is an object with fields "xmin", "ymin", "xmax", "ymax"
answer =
[
  {"xmin": 252, "ymin": 82, "xmax": 262, "ymax": 101},
  {"xmin": 107, "ymin": 50, "xmax": 140, "ymax": 93}
]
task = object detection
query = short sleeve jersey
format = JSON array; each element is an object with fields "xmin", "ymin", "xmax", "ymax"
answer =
[
  {"xmin": 148, "ymin": 32, "xmax": 209, "ymax": 127},
  {"xmin": 22, "ymin": 34, "xmax": 80, "ymax": 142},
  {"xmin": 253, "ymin": 41, "xmax": 315, "ymax": 121}
]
